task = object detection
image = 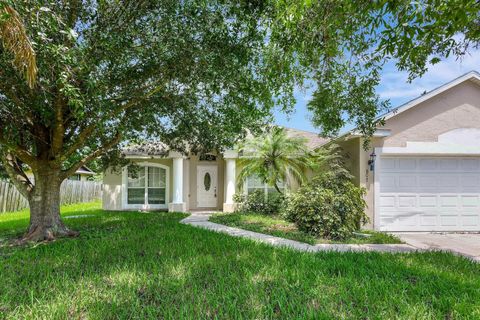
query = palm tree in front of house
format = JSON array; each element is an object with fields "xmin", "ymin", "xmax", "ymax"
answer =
[
  {"xmin": 0, "ymin": 2, "xmax": 37, "ymax": 88},
  {"xmin": 237, "ymin": 127, "xmax": 314, "ymax": 193}
]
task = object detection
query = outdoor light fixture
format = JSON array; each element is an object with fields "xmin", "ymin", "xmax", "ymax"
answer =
[{"xmin": 368, "ymin": 151, "xmax": 376, "ymax": 171}]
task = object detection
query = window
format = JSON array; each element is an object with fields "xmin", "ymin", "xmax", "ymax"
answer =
[
  {"xmin": 126, "ymin": 165, "xmax": 167, "ymax": 207},
  {"xmin": 68, "ymin": 174, "xmax": 81, "ymax": 181},
  {"xmin": 245, "ymin": 175, "xmax": 284, "ymax": 198}
]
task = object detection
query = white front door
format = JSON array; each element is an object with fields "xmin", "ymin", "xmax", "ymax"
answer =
[
  {"xmin": 197, "ymin": 165, "xmax": 218, "ymax": 208},
  {"xmin": 377, "ymin": 156, "xmax": 480, "ymax": 231}
]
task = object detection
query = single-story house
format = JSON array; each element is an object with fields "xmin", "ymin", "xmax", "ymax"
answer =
[
  {"xmin": 102, "ymin": 129, "xmax": 327, "ymax": 213},
  {"xmin": 103, "ymin": 71, "xmax": 480, "ymax": 233}
]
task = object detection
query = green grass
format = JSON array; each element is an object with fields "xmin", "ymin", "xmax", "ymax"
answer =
[
  {"xmin": 0, "ymin": 202, "xmax": 479, "ymax": 319},
  {"xmin": 210, "ymin": 212, "xmax": 402, "ymax": 245}
]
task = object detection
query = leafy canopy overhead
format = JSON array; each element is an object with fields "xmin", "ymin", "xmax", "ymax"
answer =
[
  {"xmin": 270, "ymin": 0, "xmax": 480, "ymax": 137},
  {"xmin": 0, "ymin": 0, "xmax": 297, "ymax": 193},
  {"xmin": 1, "ymin": 0, "xmax": 479, "ymax": 188}
]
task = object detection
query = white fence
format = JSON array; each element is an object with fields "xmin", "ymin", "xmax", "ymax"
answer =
[{"xmin": 0, "ymin": 180, "xmax": 102, "ymax": 213}]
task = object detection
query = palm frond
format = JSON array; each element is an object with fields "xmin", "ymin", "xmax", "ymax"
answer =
[{"xmin": 0, "ymin": 4, "xmax": 37, "ymax": 88}]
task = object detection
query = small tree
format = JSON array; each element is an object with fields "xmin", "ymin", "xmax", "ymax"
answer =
[{"xmin": 237, "ymin": 127, "xmax": 314, "ymax": 193}]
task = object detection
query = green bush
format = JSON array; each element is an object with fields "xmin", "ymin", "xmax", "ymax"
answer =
[
  {"xmin": 284, "ymin": 173, "xmax": 368, "ymax": 240},
  {"xmin": 233, "ymin": 190, "xmax": 284, "ymax": 215}
]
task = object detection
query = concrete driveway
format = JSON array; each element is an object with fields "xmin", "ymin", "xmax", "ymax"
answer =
[{"xmin": 396, "ymin": 233, "xmax": 480, "ymax": 262}]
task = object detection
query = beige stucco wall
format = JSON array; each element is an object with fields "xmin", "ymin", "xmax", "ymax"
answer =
[
  {"xmin": 344, "ymin": 80, "xmax": 480, "ymax": 229},
  {"xmin": 102, "ymin": 155, "xmax": 228, "ymax": 211},
  {"xmin": 381, "ymin": 80, "xmax": 480, "ymax": 147},
  {"xmin": 102, "ymin": 158, "xmax": 174, "ymax": 211},
  {"xmin": 102, "ymin": 167, "xmax": 123, "ymax": 210}
]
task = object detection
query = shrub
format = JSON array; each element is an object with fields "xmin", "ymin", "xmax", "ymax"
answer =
[
  {"xmin": 284, "ymin": 172, "xmax": 368, "ymax": 240},
  {"xmin": 233, "ymin": 190, "xmax": 284, "ymax": 215}
]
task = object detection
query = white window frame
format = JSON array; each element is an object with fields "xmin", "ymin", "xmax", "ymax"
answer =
[
  {"xmin": 244, "ymin": 175, "xmax": 285, "ymax": 199},
  {"xmin": 122, "ymin": 162, "xmax": 170, "ymax": 210}
]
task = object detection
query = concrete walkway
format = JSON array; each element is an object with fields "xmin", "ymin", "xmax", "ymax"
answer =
[
  {"xmin": 181, "ymin": 212, "xmax": 417, "ymax": 254},
  {"xmin": 396, "ymin": 233, "xmax": 480, "ymax": 262}
]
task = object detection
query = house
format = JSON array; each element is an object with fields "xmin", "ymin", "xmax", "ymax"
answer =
[
  {"xmin": 67, "ymin": 165, "xmax": 96, "ymax": 181},
  {"xmin": 336, "ymin": 71, "xmax": 480, "ymax": 232},
  {"xmin": 102, "ymin": 128, "xmax": 327, "ymax": 213},
  {"xmin": 103, "ymin": 71, "xmax": 480, "ymax": 233}
]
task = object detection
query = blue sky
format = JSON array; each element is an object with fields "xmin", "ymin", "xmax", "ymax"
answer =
[{"xmin": 274, "ymin": 48, "xmax": 480, "ymax": 134}]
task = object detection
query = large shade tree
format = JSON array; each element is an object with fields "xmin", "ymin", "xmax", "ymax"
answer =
[
  {"xmin": 1, "ymin": 0, "xmax": 479, "ymax": 242},
  {"xmin": 0, "ymin": 0, "xmax": 296, "ymax": 241}
]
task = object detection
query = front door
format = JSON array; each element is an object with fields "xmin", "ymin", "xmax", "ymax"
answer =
[{"xmin": 197, "ymin": 165, "xmax": 218, "ymax": 208}]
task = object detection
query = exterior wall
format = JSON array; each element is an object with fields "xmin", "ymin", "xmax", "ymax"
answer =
[
  {"xmin": 336, "ymin": 138, "xmax": 361, "ymax": 186},
  {"xmin": 381, "ymin": 80, "xmax": 480, "ymax": 147},
  {"xmin": 102, "ymin": 167, "xmax": 123, "ymax": 210},
  {"xmin": 79, "ymin": 174, "xmax": 91, "ymax": 182},
  {"xmin": 345, "ymin": 80, "xmax": 480, "ymax": 230},
  {"xmin": 102, "ymin": 158, "xmax": 174, "ymax": 211}
]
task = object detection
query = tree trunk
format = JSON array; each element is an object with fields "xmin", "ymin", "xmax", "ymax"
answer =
[{"xmin": 23, "ymin": 167, "xmax": 78, "ymax": 242}]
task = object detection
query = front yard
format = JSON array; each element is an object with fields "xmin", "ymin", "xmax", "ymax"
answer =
[
  {"xmin": 210, "ymin": 212, "xmax": 402, "ymax": 245},
  {"xmin": 0, "ymin": 202, "xmax": 479, "ymax": 319}
]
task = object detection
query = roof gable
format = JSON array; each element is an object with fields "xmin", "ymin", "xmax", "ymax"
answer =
[{"xmin": 381, "ymin": 71, "xmax": 480, "ymax": 121}]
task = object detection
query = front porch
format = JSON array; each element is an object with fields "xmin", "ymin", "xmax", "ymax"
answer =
[{"xmin": 102, "ymin": 150, "xmax": 238, "ymax": 212}]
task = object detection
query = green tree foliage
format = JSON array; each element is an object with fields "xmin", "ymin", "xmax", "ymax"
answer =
[
  {"xmin": 270, "ymin": 0, "xmax": 480, "ymax": 136},
  {"xmin": 0, "ymin": 0, "xmax": 295, "ymax": 240}
]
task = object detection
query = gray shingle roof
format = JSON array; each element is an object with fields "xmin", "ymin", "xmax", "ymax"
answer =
[
  {"xmin": 122, "ymin": 127, "xmax": 329, "ymax": 156},
  {"xmin": 283, "ymin": 127, "xmax": 330, "ymax": 150},
  {"xmin": 122, "ymin": 141, "xmax": 169, "ymax": 156}
]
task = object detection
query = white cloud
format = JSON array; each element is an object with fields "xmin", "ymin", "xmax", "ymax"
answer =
[{"xmin": 377, "ymin": 48, "xmax": 480, "ymax": 106}]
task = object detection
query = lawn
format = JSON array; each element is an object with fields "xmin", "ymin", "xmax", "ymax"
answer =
[
  {"xmin": 0, "ymin": 202, "xmax": 479, "ymax": 319},
  {"xmin": 210, "ymin": 212, "xmax": 402, "ymax": 245}
]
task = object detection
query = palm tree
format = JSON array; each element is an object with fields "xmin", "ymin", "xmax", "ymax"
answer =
[
  {"xmin": 0, "ymin": 2, "xmax": 37, "ymax": 88},
  {"xmin": 237, "ymin": 127, "xmax": 314, "ymax": 194}
]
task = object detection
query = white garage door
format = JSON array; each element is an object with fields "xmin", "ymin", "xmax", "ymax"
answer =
[{"xmin": 377, "ymin": 156, "xmax": 480, "ymax": 231}]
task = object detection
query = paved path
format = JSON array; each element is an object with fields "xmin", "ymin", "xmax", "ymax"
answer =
[
  {"xmin": 181, "ymin": 212, "xmax": 417, "ymax": 254},
  {"xmin": 396, "ymin": 233, "xmax": 480, "ymax": 262}
]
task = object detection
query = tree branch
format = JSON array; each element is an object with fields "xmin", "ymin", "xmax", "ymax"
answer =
[
  {"xmin": 0, "ymin": 130, "xmax": 37, "ymax": 166},
  {"xmin": 60, "ymin": 132, "xmax": 122, "ymax": 180},
  {"xmin": 0, "ymin": 153, "xmax": 33, "ymax": 199},
  {"xmin": 61, "ymin": 84, "xmax": 164, "ymax": 160}
]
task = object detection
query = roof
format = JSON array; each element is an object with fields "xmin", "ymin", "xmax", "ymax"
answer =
[
  {"xmin": 337, "ymin": 70, "xmax": 480, "ymax": 141},
  {"xmin": 380, "ymin": 70, "xmax": 480, "ymax": 121},
  {"xmin": 283, "ymin": 127, "xmax": 330, "ymax": 150},
  {"xmin": 76, "ymin": 165, "xmax": 95, "ymax": 175},
  {"xmin": 122, "ymin": 140, "xmax": 169, "ymax": 156},
  {"xmin": 122, "ymin": 127, "xmax": 329, "ymax": 157}
]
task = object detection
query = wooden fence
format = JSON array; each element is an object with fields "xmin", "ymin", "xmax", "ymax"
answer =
[{"xmin": 0, "ymin": 180, "xmax": 102, "ymax": 213}]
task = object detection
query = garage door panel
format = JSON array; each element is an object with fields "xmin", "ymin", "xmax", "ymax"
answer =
[
  {"xmin": 461, "ymin": 159, "xmax": 480, "ymax": 170},
  {"xmin": 377, "ymin": 156, "xmax": 480, "ymax": 232},
  {"xmin": 420, "ymin": 215, "xmax": 437, "ymax": 226},
  {"xmin": 398, "ymin": 195, "xmax": 416, "ymax": 207},
  {"xmin": 398, "ymin": 158, "xmax": 416, "ymax": 170},
  {"xmin": 461, "ymin": 214, "xmax": 479, "ymax": 226},
  {"xmin": 460, "ymin": 196, "xmax": 479, "ymax": 207}
]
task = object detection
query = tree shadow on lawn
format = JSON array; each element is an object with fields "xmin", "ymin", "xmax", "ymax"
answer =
[{"xmin": 0, "ymin": 211, "xmax": 479, "ymax": 319}]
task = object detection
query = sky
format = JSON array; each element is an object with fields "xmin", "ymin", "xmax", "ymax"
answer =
[{"xmin": 274, "ymin": 48, "xmax": 480, "ymax": 134}]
